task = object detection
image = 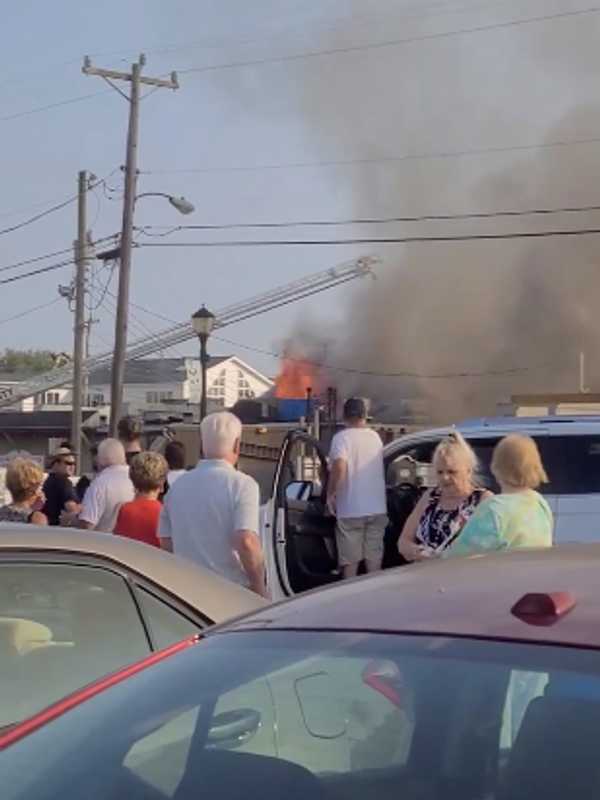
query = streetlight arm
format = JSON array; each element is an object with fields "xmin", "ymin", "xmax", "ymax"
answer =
[{"xmin": 135, "ymin": 192, "xmax": 195, "ymax": 215}]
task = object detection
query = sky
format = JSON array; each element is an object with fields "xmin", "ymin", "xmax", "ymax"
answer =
[{"xmin": 2, "ymin": 0, "xmax": 600, "ymax": 384}]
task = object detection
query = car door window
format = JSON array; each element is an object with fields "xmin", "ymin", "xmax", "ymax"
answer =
[
  {"xmin": 550, "ymin": 435, "xmax": 600, "ymax": 494},
  {"xmin": 386, "ymin": 440, "xmax": 440, "ymax": 488},
  {"xmin": 135, "ymin": 586, "xmax": 203, "ymax": 650},
  {"xmin": 0, "ymin": 562, "xmax": 150, "ymax": 725}
]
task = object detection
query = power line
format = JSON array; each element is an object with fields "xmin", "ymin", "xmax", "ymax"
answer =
[
  {"xmin": 0, "ymin": 168, "xmax": 120, "ymax": 238},
  {"xmin": 179, "ymin": 7, "xmax": 600, "ymax": 76},
  {"xmin": 0, "ymin": 257, "xmax": 76, "ymax": 286},
  {"xmin": 0, "ymin": 247, "xmax": 74, "ymax": 275},
  {"xmin": 211, "ymin": 333, "xmax": 552, "ymax": 380},
  {"xmin": 113, "ymin": 296, "xmax": 553, "ymax": 380},
  {"xmin": 143, "ymin": 133, "xmax": 600, "ymax": 175},
  {"xmin": 0, "ymin": 195, "xmax": 78, "ymax": 237},
  {"xmin": 0, "ymin": 297, "xmax": 63, "ymax": 327},
  {"xmin": 0, "ymin": 90, "xmax": 110, "ymax": 123},
  {"xmin": 135, "ymin": 202, "xmax": 600, "ymax": 234},
  {"xmin": 0, "ymin": 233, "xmax": 118, "ymax": 278},
  {"xmin": 137, "ymin": 227, "xmax": 600, "ymax": 248}
]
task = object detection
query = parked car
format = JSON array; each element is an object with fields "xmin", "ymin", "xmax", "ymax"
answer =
[
  {"xmin": 263, "ymin": 416, "xmax": 600, "ymax": 599},
  {"xmin": 2, "ymin": 544, "xmax": 600, "ymax": 799},
  {"xmin": 0, "ymin": 525, "xmax": 265, "ymax": 727}
]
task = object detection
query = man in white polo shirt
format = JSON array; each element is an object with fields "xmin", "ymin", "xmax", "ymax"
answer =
[
  {"xmin": 159, "ymin": 411, "xmax": 267, "ymax": 597},
  {"xmin": 63, "ymin": 438, "xmax": 134, "ymax": 532}
]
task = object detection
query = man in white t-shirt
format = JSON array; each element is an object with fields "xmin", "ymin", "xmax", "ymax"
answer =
[
  {"xmin": 159, "ymin": 412, "xmax": 267, "ymax": 597},
  {"xmin": 327, "ymin": 398, "xmax": 388, "ymax": 579}
]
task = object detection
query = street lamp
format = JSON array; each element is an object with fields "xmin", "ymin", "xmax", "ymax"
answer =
[
  {"xmin": 191, "ymin": 305, "xmax": 216, "ymax": 423},
  {"xmin": 135, "ymin": 192, "xmax": 195, "ymax": 215}
]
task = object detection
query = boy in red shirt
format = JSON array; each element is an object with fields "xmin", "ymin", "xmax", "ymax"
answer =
[{"xmin": 114, "ymin": 451, "xmax": 168, "ymax": 548}]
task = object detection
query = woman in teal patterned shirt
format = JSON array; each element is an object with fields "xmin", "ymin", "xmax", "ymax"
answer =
[{"xmin": 448, "ymin": 434, "xmax": 553, "ymax": 556}]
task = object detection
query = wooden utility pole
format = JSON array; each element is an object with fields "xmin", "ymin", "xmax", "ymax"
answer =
[
  {"xmin": 83, "ymin": 55, "xmax": 179, "ymax": 436},
  {"xmin": 71, "ymin": 170, "xmax": 92, "ymax": 469}
]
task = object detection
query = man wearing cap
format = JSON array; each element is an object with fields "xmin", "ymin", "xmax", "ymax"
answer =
[
  {"xmin": 326, "ymin": 398, "xmax": 388, "ymax": 579},
  {"xmin": 42, "ymin": 447, "xmax": 81, "ymax": 526}
]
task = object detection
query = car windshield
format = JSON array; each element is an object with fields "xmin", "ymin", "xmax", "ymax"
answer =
[{"xmin": 2, "ymin": 630, "xmax": 600, "ymax": 800}]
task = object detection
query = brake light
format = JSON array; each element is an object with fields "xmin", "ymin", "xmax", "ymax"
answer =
[
  {"xmin": 362, "ymin": 660, "xmax": 404, "ymax": 708},
  {"xmin": 511, "ymin": 592, "xmax": 576, "ymax": 626}
]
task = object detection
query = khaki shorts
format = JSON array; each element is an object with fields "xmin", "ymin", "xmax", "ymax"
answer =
[{"xmin": 336, "ymin": 514, "xmax": 388, "ymax": 567}]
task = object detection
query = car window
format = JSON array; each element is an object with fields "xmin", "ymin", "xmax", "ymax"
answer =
[
  {"xmin": 134, "ymin": 586, "xmax": 203, "ymax": 650},
  {"xmin": 549, "ymin": 435, "xmax": 600, "ymax": 494},
  {"xmin": 500, "ymin": 669, "xmax": 549, "ymax": 754},
  {"xmin": 0, "ymin": 562, "xmax": 150, "ymax": 726},
  {"xmin": 12, "ymin": 633, "xmax": 600, "ymax": 800},
  {"xmin": 386, "ymin": 439, "xmax": 441, "ymax": 488}
]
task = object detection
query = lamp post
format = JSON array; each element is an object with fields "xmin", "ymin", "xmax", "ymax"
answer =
[
  {"xmin": 191, "ymin": 306, "xmax": 216, "ymax": 423},
  {"xmin": 108, "ymin": 189, "xmax": 195, "ymax": 437}
]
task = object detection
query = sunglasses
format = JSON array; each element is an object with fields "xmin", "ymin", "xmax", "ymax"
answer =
[{"xmin": 61, "ymin": 460, "xmax": 76, "ymax": 467}]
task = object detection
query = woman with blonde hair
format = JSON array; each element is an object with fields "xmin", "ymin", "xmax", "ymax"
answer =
[
  {"xmin": 0, "ymin": 458, "xmax": 48, "ymax": 525},
  {"xmin": 398, "ymin": 432, "xmax": 492, "ymax": 561},
  {"xmin": 448, "ymin": 434, "xmax": 552, "ymax": 555}
]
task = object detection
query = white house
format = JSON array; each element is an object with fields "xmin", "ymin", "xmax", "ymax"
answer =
[{"xmin": 87, "ymin": 356, "xmax": 273, "ymax": 415}]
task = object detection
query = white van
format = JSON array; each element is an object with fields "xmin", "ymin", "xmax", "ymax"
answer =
[{"xmin": 262, "ymin": 416, "xmax": 600, "ymax": 601}]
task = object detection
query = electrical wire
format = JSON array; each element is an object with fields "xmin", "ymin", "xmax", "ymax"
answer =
[
  {"xmin": 0, "ymin": 247, "xmax": 74, "ymax": 275},
  {"xmin": 137, "ymin": 227, "xmax": 600, "ymax": 248},
  {"xmin": 0, "ymin": 168, "xmax": 119, "ymax": 238},
  {"xmin": 0, "ymin": 297, "xmax": 63, "ymax": 327},
  {"xmin": 211, "ymin": 334, "xmax": 552, "ymax": 380},
  {"xmin": 0, "ymin": 90, "xmax": 111, "ymax": 123},
  {"xmin": 99, "ymin": 290, "xmax": 187, "ymax": 359},
  {"xmin": 135, "ymin": 202, "xmax": 600, "ymax": 234},
  {"xmin": 143, "ymin": 133, "xmax": 600, "ymax": 175},
  {"xmin": 0, "ymin": 258, "xmax": 76, "ymax": 286},
  {"xmin": 111, "ymin": 296, "xmax": 554, "ymax": 381},
  {"xmin": 178, "ymin": 7, "xmax": 600, "ymax": 76},
  {"xmin": 88, "ymin": 262, "xmax": 116, "ymax": 311},
  {"xmin": 0, "ymin": 234, "xmax": 118, "ymax": 284},
  {"xmin": 0, "ymin": 195, "xmax": 78, "ymax": 237},
  {"xmin": 105, "ymin": 0, "xmax": 516, "ymax": 61}
]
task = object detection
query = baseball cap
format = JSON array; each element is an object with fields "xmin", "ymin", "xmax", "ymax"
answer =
[{"xmin": 343, "ymin": 397, "xmax": 367, "ymax": 420}]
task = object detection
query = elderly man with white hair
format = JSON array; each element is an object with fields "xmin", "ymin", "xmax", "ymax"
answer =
[
  {"xmin": 159, "ymin": 412, "xmax": 267, "ymax": 597},
  {"xmin": 62, "ymin": 438, "xmax": 134, "ymax": 532}
]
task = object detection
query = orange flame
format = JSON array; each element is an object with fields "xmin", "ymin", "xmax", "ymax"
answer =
[{"xmin": 274, "ymin": 357, "xmax": 319, "ymax": 399}]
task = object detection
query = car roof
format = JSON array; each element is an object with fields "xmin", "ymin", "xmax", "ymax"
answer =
[
  {"xmin": 383, "ymin": 416, "xmax": 600, "ymax": 455},
  {"xmin": 223, "ymin": 545, "xmax": 600, "ymax": 648},
  {"xmin": 0, "ymin": 524, "xmax": 264, "ymax": 623}
]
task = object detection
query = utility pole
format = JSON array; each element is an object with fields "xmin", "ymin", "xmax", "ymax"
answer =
[
  {"xmin": 83, "ymin": 55, "xmax": 179, "ymax": 436},
  {"xmin": 71, "ymin": 170, "xmax": 93, "ymax": 470}
]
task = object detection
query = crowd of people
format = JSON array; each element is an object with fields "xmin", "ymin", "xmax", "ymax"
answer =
[{"xmin": 0, "ymin": 402, "xmax": 553, "ymax": 598}]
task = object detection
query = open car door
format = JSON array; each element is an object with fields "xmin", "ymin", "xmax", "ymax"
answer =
[{"xmin": 269, "ymin": 430, "xmax": 339, "ymax": 597}]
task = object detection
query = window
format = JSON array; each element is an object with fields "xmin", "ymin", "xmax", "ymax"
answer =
[
  {"xmin": 135, "ymin": 586, "xmax": 203, "ymax": 651},
  {"xmin": 386, "ymin": 434, "xmax": 574, "ymax": 495},
  {"xmin": 548, "ymin": 435, "xmax": 600, "ymax": 494},
  {"xmin": 44, "ymin": 391, "xmax": 61, "ymax": 405},
  {"xmin": 146, "ymin": 390, "xmax": 174, "ymax": 404},
  {"xmin": 14, "ymin": 633, "xmax": 600, "ymax": 800},
  {"xmin": 0, "ymin": 562, "xmax": 150, "ymax": 727}
]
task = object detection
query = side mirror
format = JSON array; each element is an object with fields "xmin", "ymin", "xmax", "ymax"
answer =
[{"xmin": 285, "ymin": 480, "xmax": 314, "ymax": 502}]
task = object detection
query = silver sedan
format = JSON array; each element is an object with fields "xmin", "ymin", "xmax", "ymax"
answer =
[{"xmin": 0, "ymin": 524, "xmax": 265, "ymax": 727}]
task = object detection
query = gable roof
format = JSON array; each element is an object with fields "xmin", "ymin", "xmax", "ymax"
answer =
[{"xmin": 89, "ymin": 357, "xmax": 230, "ymax": 386}]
